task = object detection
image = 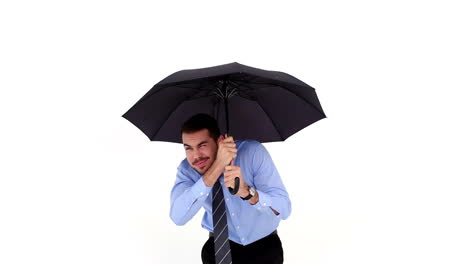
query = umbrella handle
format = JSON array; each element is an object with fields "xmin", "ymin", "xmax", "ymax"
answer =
[
  {"xmin": 228, "ymin": 178, "xmax": 240, "ymax": 195},
  {"xmin": 223, "ymin": 133, "xmax": 240, "ymax": 195}
]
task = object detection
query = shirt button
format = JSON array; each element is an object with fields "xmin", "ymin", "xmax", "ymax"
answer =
[
  {"xmin": 231, "ymin": 213, "xmax": 235, "ymax": 216},
  {"xmin": 236, "ymin": 226, "xmax": 240, "ymax": 229},
  {"xmin": 226, "ymin": 198, "xmax": 230, "ymax": 201},
  {"xmin": 263, "ymin": 203, "xmax": 267, "ymax": 206},
  {"xmin": 241, "ymin": 237, "xmax": 245, "ymax": 241},
  {"xmin": 206, "ymin": 193, "xmax": 209, "ymax": 196},
  {"xmin": 200, "ymin": 192, "xmax": 204, "ymax": 195}
]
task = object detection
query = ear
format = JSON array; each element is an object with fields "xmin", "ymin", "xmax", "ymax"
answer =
[{"xmin": 217, "ymin": 134, "xmax": 224, "ymax": 144}]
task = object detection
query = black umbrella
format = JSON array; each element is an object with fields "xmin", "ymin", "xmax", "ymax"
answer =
[{"xmin": 122, "ymin": 62, "xmax": 326, "ymax": 194}]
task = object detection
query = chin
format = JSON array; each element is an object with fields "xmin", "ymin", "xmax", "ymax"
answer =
[
  {"xmin": 198, "ymin": 165, "xmax": 212, "ymax": 175},
  {"xmin": 192, "ymin": 160, "xmax": 211, "ymax": 173},
  {"xmin": 198, "ymin": 165, "xmax": 209, "ymax": 174}
]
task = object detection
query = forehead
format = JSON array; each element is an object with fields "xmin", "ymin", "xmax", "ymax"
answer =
[{"xmin": 182, "ymin": 129, "xmax": 213, "ymax": 145}]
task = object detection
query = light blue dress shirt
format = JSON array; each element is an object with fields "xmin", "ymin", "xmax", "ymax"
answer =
[{"xmin": 169, "ymin": 139, "xmax": 291, "ymax": 246}]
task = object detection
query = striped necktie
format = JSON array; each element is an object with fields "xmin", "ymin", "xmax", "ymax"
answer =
[{"xmin": 212, "ymin": 178, "xmax": 232, "ymax": 264}]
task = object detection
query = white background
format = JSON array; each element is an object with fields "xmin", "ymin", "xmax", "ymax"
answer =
[{"xmin": 1, "ymin": 1, "xmax": 467, "ymax": 263}]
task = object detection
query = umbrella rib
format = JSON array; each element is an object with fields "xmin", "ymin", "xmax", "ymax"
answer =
[
  {"xmin": 136, "ymin": 82, "xmax": 217, "ymax": 106},
  {"xmin": 239, "ymin": 72, "xmax": 311, "ymax": 88},
  {"xmin": 227, "ymin": 80, "xmax": 250, "ymax": 93},
  {"xmin": 227, "ymin": 88, "xmax": 237, "ymax": 98},
  {"xmin": 149, "ymin": 98, "xmax": 189, "ymax": 140},
  {"xmin": 254, "ymin": 100, "xmax": 284, "ymax": 141},
  {"xmin": 213, "ymin": 86, "xmax": 224, "ymax": 98},
  {"xmin": 149, "ymin": 93, "xmax": 220, "ymax": 140},
  {"xmin": 225, "ymin": 81, "xmax": 257, "ymax": 101},
  {"xmin": 234, "ymin": 80, "xmax": 326, "ymax": 117}
]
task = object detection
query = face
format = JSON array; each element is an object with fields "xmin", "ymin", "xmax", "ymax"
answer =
[{"xmin": 182, "ymin": 129, "xmax": 219, "ymax": 175}]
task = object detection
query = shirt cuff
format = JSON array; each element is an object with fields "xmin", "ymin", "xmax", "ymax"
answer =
[
  {"xmin": 190, "ymin": 177, "xmax": 212, "ymax": 201},
  {"xmin": 251, "ymin": 189, "xmax": 278, "ymax": 217},
  {"xmin": 256, "ymin": 189, "xmax": 272, "ymax": 207}
]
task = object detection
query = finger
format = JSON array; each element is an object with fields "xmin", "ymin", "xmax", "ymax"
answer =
[
  {"xmin": 221, "ymin": 145, "xmax": 237, "ymax": 153},
  {"xmin": 225, "ymin": 165, "xmax": 238, "ymax": 171},
  {"xmin": 223, "ymin": 149, "xmax": 237, "ymax": 156},
  {"xmin": 223, "ymin": 143, "xmax": 237, "ymax": 148},
  {"xmin": 223, "ymin": 144, "xmax": 237, "ymax": 150},
  {"xmin": 224, "ymin": 176, "xmax": 235, "ymax": 185},
  {"xmin": 224, "ymin": 170, "xmax": 238, "ymax": 180},
  {"xmin": 224, "ymin": 178, "xmax": 233, "ymax": 188},
  {"xmin": 225, "ymin": 167, "xmax": 239, "ymax": 174},
  {"xmin": 223, "ymin": 136, "xmax": 234, "ymax": 143}
]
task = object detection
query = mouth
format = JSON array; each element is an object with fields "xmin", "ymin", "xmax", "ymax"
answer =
[{"xmin": 195, "ymin": 159, "xmax": 208, "ymax": 168}]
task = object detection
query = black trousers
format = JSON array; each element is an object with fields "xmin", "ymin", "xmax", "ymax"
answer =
[{"xmin": 201, "ymin": 232, "xmax": 284, "ymax": 264}]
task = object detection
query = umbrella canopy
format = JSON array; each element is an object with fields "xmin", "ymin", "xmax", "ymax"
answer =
[
  {"xmin": 123, "ymin": 62, "xmax": 326, "ymax": 194},
  {"xmin": 122, "ymin": 62, "xmax": 326, "ymax": 144}
]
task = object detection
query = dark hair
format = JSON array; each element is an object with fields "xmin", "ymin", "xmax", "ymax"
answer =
[{"xmin": 181, "ymin": 113, "xmax": 221, "ymax": 141}]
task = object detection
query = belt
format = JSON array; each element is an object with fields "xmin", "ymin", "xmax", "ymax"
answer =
[{"xmin": 209, "ymin": 229, "xmax": 277, "ymax": 238}]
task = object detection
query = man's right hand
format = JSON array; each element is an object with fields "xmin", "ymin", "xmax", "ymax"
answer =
[
  {"xmin": 214, "ymin": 134, "xmax": 237, "ymax": 170},
  {"xmin": 202, "ymin": 134, "xmax": 237, "ymax": 187}
]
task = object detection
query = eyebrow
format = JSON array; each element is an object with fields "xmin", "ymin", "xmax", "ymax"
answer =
[{"xmin": 183, "ymin": 141, "xmax": 208, "ymax": 148}]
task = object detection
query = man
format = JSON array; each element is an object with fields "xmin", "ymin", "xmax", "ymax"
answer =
[{"xmin": 170, "ymin": 113, "xmax": 291, "ymax": 263}]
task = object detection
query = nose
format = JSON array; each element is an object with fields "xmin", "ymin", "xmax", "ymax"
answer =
[{"xmin": 193, "ymin": 148, "xmax": 202, "ymax": 161}]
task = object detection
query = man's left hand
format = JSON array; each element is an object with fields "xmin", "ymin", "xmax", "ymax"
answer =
[{"xmin": 223, "ymin": 165, "xmax": 249, "ymax": 198}]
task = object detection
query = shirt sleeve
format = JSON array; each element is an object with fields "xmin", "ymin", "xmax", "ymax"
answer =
[
  {"xmin": 169, "ymin": 162, "xmax": 212, "ymax": 226},
  {"xmin": 249, "ymin": 142, "xmax": 292, "ymax": 220}
]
